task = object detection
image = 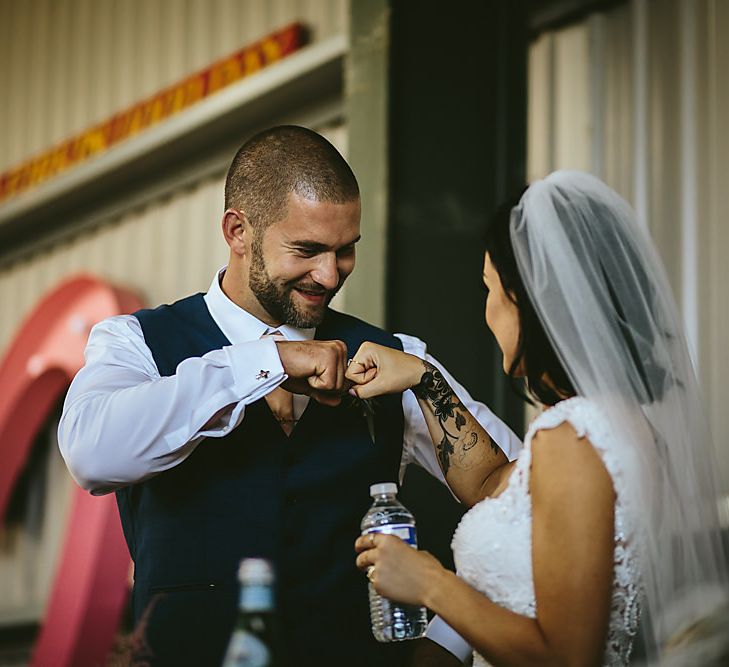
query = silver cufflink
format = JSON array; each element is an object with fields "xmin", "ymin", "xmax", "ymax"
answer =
[{"xmin": 256, "ymin": 370, "xmax": 270, "ymax": 380}]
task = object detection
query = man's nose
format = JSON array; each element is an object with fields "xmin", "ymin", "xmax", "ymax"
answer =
[{"xmin": 311, "ymin": 253, "xmax": 339, "ymax": 290}]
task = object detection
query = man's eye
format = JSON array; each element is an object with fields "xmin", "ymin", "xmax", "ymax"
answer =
[{"xmin": 296, "ymin": 249, "xmax": 317, "ymax": 258}]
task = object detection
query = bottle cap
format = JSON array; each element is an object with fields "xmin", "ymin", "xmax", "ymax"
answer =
[
  {"xmin": 238, "ymin": 558, "xmax": 274, "ymax": 585},
  {"xmin": 370, "ymin": 482, "xmax": 398, "ymax": 497}
]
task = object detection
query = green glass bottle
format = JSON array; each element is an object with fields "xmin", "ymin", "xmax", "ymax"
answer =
[{"xmin": 221, "ymin": 558, "xmax": 277, "ymax": 667}]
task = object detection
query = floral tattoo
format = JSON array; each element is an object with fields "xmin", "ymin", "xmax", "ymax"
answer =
[{"xmin": 412, "ymin": 361, "xmax": 498, "ymax": 475}]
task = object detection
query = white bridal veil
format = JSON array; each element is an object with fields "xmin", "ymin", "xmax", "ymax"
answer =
[{"xmin": 511, "ymin": 171, "xmax": 728, "ymax": 664}]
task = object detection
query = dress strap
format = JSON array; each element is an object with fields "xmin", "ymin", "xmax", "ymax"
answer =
[{"xmin": 525, "ymin": 397, "xmax": 625, "ymax": 501}]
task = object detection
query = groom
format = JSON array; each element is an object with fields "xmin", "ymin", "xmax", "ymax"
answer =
[{"xmin": 59, "ymin": 126, "xmax": 519, "ymax": 666}]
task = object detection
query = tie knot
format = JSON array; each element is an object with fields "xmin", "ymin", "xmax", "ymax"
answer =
[{"xmin": 262, "ymin": 329, "xmax": 285, "ymax": 340}]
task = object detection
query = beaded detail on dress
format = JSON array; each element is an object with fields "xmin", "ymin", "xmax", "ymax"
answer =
[{"xmin": 451, "ymin": 397, "xmax": 641, "ymax": 667}]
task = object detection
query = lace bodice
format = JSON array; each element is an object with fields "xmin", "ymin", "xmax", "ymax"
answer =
[{"xmin": 451, "ymin": 397, "xmax": 641, "ymax": 667}]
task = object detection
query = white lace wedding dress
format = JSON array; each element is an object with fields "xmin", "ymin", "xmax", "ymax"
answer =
[{"xmin": 451, "ymin": 397, "xmax": 641, "ymax": 667}]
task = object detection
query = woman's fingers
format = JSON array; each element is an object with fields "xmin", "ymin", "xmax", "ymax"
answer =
[
  {"xmin": 349, "ymin": 378, "xmax": 385, "ymax": 400},
  {"xmin": 345, "ymin": 360, "xmax": 370, "ymax": 384},
  {"xmin": 355, "ymin": 549, "xmax": 378, "ymax": 571},
  {"xmin": 346, "ymin": 344, "xmax": 395, "ymax": 398},
  {"xmin": 346, "ymin": 345, "xmax": 378, "ymax": 381},
  {"xmin": 353, "ymin": 534, "xmax": 437, "ymax": 606},
  {"xmin": 345, "ymin": 348, "xmax": 385, "ymax": 399},
  {"xmin": 354, "ymin": 532, "xmax": 383, "ymax": 553},
  {"xmin": 346, "ymin": 342, "xmax": 426, "ymax": 399}
]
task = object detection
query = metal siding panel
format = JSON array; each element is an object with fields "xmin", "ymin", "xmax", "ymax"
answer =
[
  {"xmin": 217, "ymin": 0, "xmax": 244, "ymax": 54},
  {"xmin": 0, "ymin": 423, "xmax": 75, "ymax": 621},
  {"xmin": 106, "ymin": 216, "xmax": 130, "ymax": 282},
  {"xmin": 110, "ymin": 0, "xmax": 138, "ymax": 111},
  {"xmin": 35, "ymin": 431, "xmax": 76, "ymax": 610},
  {"xmin": 164, "ymin": 0, "xmax": 190, "ymax": 83},
  {"xmin": 69, "ymin": 0, "xmax": 93, "ymax": 136},
  {"xmin": 209, "ymin": 178, "xmax": 232, "ymax": 284},
  {"xmin": 0, "ymin": 2, "xmax": 9, "ymax": 164},
  {"xmin": 188, "ymin": 0, "xmax": 216, "ymax": 71},
  {"xmin": 16, "ymin": 261, "xmax": 38, "ymax": 338},
  {"xmin": 602, "ymin": 4, "xmax": 634, "ymax": 202},
  {"xmin": 178, "ymin": 180, "xmax": 209, "ymax": 298},
  {"xmin": 183, "ymin": 180, "xmax": 209, "ymax": 297},
  {"xmin": 0, "ymin": 0, "xmax": 349, "ymax": 171},
  {"xmin": 553, "ymin": 23, "xmax": 591, "ymax": 171},
  {"xmin": 27, "ymin": 0, "xmax": 51, "ymax": 158},
  {"xmin": 136, "ymin": 0, "xmax": 162, "ymax": 97},
  {"xmin": 126, "ymin": 207, "xmax": 154, "ymax": 304},
  {"xmin": 270, "ymin": 0, "xmax": 292, "ymax": 33},
  {"xmin": 48, "ymin": 0, "xmax": 74, "ymax": 151},
  {"xmin": 156, "ymin": 196, "xmax": 181, "ymax": 304},
  {"xmin": 527, "ymin": 34, "xmax": 553, "ymax": 180},
  {"xmin": 6, "ymin": 0, "xmax": 30, "ymax": 165},
  {"xmin": 705, "ymin": 0, "xmax": 729, "ymax": 492},
  {"xmin": 0, "ymin": 266, "xmax": 23, "ymax": 357},
  {"xmin": 89, "ymin": 0, "xmax": 114, "ymax": 124},
  {"xmin": 0, "ymin": 269, "xmax": 14, "ymax": 355}
]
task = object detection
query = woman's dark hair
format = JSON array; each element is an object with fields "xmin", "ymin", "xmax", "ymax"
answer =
[{"xmin": 484, "ymin": 190, "xmax": 575, "ymax": 406}]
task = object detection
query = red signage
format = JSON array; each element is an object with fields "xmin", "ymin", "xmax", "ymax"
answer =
[{"xmin": 0, "ymin": 23, "xmax": 305, "ymax": 203}]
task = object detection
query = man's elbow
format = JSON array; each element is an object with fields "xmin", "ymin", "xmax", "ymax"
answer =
[
  {"xmin": 59, "ymin": 450, "xmax": 111, "ymax": 494},
  {"xmin": 58, "ymin": 431, "xmax": 117, "ymax": 496}
]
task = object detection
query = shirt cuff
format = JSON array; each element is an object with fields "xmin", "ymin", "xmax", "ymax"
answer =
[
  {"xmin": 194, "ymin": 338, "xmax": 287, "ymax": 439},
  {"xmin": 425, "ymin": 615, "xmax": 472, "ymax": 662},
  {"xmin": 225, "ymin": 337, "xmax": 287, "ymax": 399}
]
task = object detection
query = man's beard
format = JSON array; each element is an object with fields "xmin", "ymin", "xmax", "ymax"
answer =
[{"xmin": 248, "ymin": 244, "xmax": 338, "ymax": 329}]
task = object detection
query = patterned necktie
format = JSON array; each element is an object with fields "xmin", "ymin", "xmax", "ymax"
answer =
[{"xmin": 262, "ymin": 330, "xmax": 296, "ymax": 436}]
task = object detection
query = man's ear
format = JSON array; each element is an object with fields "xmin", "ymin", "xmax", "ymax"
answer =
[{"xmin": 222, "ymin": 208, "xmax": 251, "ymax": 257}]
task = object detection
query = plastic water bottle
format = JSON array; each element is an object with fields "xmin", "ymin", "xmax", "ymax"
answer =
[
  {"xmin": 221, "ymin": 558, "xmax": 277, "ymax": 667},
  {"xmin": 360, "ymin": 482, "xmax": 428, "ymax": 642}
]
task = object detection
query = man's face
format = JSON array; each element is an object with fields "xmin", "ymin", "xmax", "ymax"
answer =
[{"xmin": 248, "ymin": 192, "xmax": 361, "ymax": 328}]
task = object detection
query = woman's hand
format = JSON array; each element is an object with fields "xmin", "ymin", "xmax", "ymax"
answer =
[
  {"xmin": 354, "ymin": 533, "xmax": 446, "ymax": 607},
  {"xmin": 345, "ymin": 342, "xmax": 424, "ymax": 399}
]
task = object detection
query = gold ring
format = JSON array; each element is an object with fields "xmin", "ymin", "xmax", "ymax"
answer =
[{"xmin": 366, "ymin": 565, "xmax": 376, "ymax": 582}]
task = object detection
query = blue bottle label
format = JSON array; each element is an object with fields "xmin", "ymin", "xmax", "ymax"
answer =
[
  {"xmin": 363, "ymin": 524, "xmax": 417, "ymax": 548},
  {"xmin": 240, "ymin": 585, "xmax": 273, "ymax": 611}
]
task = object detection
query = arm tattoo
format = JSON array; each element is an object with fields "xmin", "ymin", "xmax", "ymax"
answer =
[{"xmin": 413, "ymin": 361, "xmax": 499, "ymax": 475}]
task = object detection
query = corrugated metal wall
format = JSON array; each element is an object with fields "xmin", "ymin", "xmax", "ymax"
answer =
[
  {"xmin": 0, "ymin": 420, "xmax": 72, "ymax": 625},
  {"xmin": 0, "ymin": 0, "xmax": 347, "ymax": 168},
  {"xmin": 0, "ymin": 120, "xmax": 347, "ymax": 356},
  {"xmin": 527, "ymin": 0, "xmax": 729, "ymax": 495},
  {"xmin": 0, "ymin": 121, "xmax": 347, "ymax": 356},
  {"xmin": 0, "ymin": 0, "xmax": 348, "ymax": 630},
  {"xmin": 0, "ymin": 0, "xmax": 348, "ymax": 353}
]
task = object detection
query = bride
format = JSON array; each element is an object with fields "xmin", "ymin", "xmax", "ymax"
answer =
[{"xmin": 346, "ymin": 171, "xmax": 728, "ymax": 666}]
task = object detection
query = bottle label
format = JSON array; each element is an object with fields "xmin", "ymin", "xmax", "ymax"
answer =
[
  {"xmin": 223, "ymin": 630, "xmax": 270, "ymax": 667},
  {"xmin": 363, "ymin": 524, "xmax": 417, "ymax": 548},
  {"xmin": 240, "ymin": 585, "xmax": 273, "ymax": 611}
]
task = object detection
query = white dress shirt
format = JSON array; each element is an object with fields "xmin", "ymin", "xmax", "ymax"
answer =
[
  {"xmin": 59, "ymin": 268, "xmax": 520, "ymax": 494},
  {"xmin": 58, "ymin": 268, "xmax": 521, "ymax": 661}
]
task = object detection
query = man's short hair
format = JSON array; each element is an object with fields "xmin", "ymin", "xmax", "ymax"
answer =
[{"xmin": 224, "ymin": 126, "xmax": 360, "ymax": 229}]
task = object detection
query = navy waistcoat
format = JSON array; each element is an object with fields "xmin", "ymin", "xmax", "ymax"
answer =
[{"xmin": 116, "ymin": 294, "xmax": 410, "ymax": 666}]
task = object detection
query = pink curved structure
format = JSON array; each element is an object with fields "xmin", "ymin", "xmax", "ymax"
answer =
[{"xmin": 0, "ymin": 274, "xmax": 144, "ymax": 667}]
